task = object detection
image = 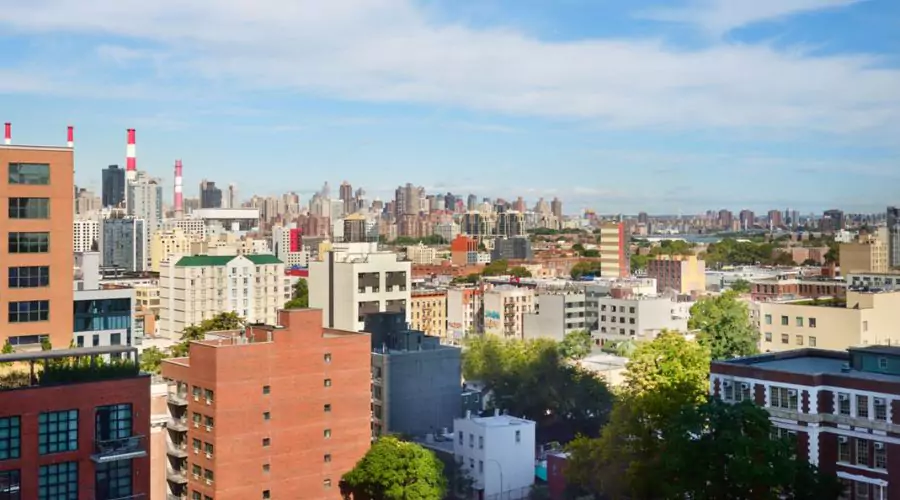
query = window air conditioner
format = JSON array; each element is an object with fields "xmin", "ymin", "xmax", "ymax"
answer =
[
  {"xmin": 838, "ymin": 436, "xmax": 848, "ymax": 444},
  {"xmin": 874, "ymin": 442, "xmax": 884, "ymax": 450},
  {"xmin": 723, "ymin": 381, "xmax": 733, "ymax": 387},
  {"xmin": 838, "ymin": 393, "xmax": 849, "ymax": 401},
  {"xmin": 740, "ymin": 383, "xmax": 750, "ymax": 390},
  {"xmin": 787, "ymin": 389, "xmax": 797, "ymax": 397}
]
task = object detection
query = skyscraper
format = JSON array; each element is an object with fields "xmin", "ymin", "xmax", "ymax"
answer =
[
  {"xmin": 101, "ymin": 216, "xmax": 146, "ymax": 272},
  {"xmin": 127, "ymin": 173, "xmax": 163, "ymax": 270},
  {"xmin": 551, "ymin": 197, "xmax": 563, "ymax": 222},
  {"xmin": 102, "ymin": 164, "xmax": 126, "ymax": 207},
  {"xmin": 340, "ymin": 180, "xmax": 354, "ymax": 215},
  {"xmin": 467, "ymin": 194, "xmax": 478, "ymax": 211},
  {"xmin": 888, "ymin": 207, "xmax": 900, "ymax": 267},
  {"xmin": 200, "ymin": 179, "xmax": 223, "ymax": 209}
]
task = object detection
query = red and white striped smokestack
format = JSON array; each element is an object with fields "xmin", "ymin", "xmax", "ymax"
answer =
[
  {"xmin": 126, "ymin": 128, "xmax": 137, "ymax": 182},
  {"xmin": 4, "ymin": 123, "xmax": 10, "ymax": 145},
  {"xmin": 174, "ymin": 159, "xmax": 184, "ymax": 218},
  {"xmin": 67, "ymin": 126, "xmax": 74, "ymax": 148}
]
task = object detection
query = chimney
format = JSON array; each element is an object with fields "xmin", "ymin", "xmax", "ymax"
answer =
[
  {"xmin": 126, "ymin": 128, "xmax": 137, "ymax": 182},
  {"xmin": 67, "ymin": 126, "xmax": 74, "ymax": 148},
  {"xmin": 4, "ymin": 122, "xmax": 10, "ymax": 145},
  {"xmin": 174, "ymin": 159, "xmax": 184, "ymax": 218}
]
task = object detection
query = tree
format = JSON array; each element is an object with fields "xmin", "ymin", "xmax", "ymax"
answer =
[
  {"xmin": 200, "ymin": 311, "xmax": 245, "ymax": 331},
  {"xmin": 340, "ymin": 436, "xmax": 446, "ymax": 500},
  {"xmin": 558, "ymin": 330, "xmax": 592, "ymax": 360},
  {"xmin": 40, "ymin": 337, "xmax": 52, "ymax": 351},
  {"xmin": 630, "ymin": 253, "xmax": 650, "ymax": 272},
  {"xmin": 509, "ymin": 266, "xmax": 532, "ymax": 278},
  {"xmin": 1, "ymin": 340, "xmax": 12, "ymax": 355},
  {"xmin": 140, "ymin": 347, "xmax": 168, "ymax": 374},
  {"xmin": 730, "ymin": 278, "xmax": 751, "ymax": 293},
  {"xmin": 570, "ymin": 261, "xmax": 603, "ymax": 279},
  {"xmin": 801, "ymin": 258, "xmax": 820, "ymax": 267},
  {"xmin": 451, "ymin": 273, "xmax": 481, "ymax": 285},
  {"xmin": 284, "ymin": 278, "xmax": 309, "ymax": 309},
  {"xmin": 825, "ymin": 243, "xmax": 840, "ymax": 265},
  {"xmin": 481, "ymin": 259, "xmax": 509, "ymax": 276},
  {"xmin": 572, "ymin": 243, "xmax": 586, "ymax": 254},
  {"xmin": 689, "ymin": 290, "xmax": 758, "ymax": 361}
]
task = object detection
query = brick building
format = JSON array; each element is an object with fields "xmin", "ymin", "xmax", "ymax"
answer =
[{"xmin": 160, "ymin": 308, "xmax": 371, "ymax": 500}]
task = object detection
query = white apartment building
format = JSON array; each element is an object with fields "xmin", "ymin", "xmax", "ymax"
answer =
[
  {"xmin": 158, "ymin": 254, "xmax": 291, "ymax": 339},
  {"xmin": 271, "ymin": 225, "xmax": 311, "ymax": 268},
  {"xmin": 150, "ymin": 228, "xmax": 194, "ymax": 272},
  {"xmin": 406, "ymin": 243, "xmax": 438, "ymax": 265},
  {"xmin": 523, "ymin": 292, "xmax": 587, "ymax": 341},
  {"xmin": 447, "ymin": 287, "xmax": 482, "ymax": 342},
  {"xmin": 164, "ymin": 218, "xmax": 207, "ymax": 239},
  {"xmin": 847, "ymin": 272, "xmax": 900, "ymax": 291},
  {"xmin": 453, "ymin": 413, "xmax": 536, "ymax": 500},
  {"xmin": 483, "ymin": 286, "xmax": 535, "ymax": 338},
  {"xmin": 593, "ymin": 295, "xmax": 692, "ymax": 346},
  {"xmin": 308, "ymin": 242, "xmax": 411, "ymax": 331},
  {"xmin": 73, "ymin": 219, "xmax": 100, "ymax": 253},
  {"xmin": 127, "ymin": 172, "xmax": 163, "ymax": 269}
]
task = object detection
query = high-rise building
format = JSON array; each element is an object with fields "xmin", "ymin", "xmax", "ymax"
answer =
[
  {"xmin": 339, "ymin": 181, "xmax": 354, "ymax": 215},
  {"xmin": 127, "ymin": 173, "xmax": 163, "ymax": 270},
  {"xmin": 767, "ymin": 210, "xmax": 783, "ymax": 229},
  {"xmin": 598, "ymin": 222, "xmax": 629, "ymax": 278},
  {"xmin": 223, "ymin": 183, "xmax": 239, "ymax": 209},
  {"xmin": 150, "ymin": 228, "xmax": 193, "ymax": 272},
  {"xmin": 467, "ymin": 194, "xmax": 478, "ymax": 212},
  {"xmin": 100, "ymin": 217, "xmax": 146, "ymax": 272},
  {"xmin": 160, "ymin": 309, "xmax": 371, "ymax": 500},
  {"xmin": 637, "ymin": 212, "xmax": 649, "ymax": 225},
  {"xmin": 717, "ymin": 209, "xmax": 734, "ymax": 230},
  {"xmin": 739, "ymin": 209, "xmax": 755, "ymax": 230},
  {"xmin": 821, "ymin": 209, "xmax": 845, "ymax": 234},
  {"xmin": 551, "ymin": 197, "xmax": 563, "ymax": 225},
  {"xmin": 888, "ymin": 206, "xmax": 900, "ymax": 268},
  {"xmin": 74, "ymin": 219, "xmax": 101, "ymax": 253},
  {"xmin": 1, "ymin": 141, "xmax": 74, "ymax": 348},
  {"xmin": 199, "ymin": 179, "xmax": 223, "ymax": 209},
  {"xmin": 75, "ymin": 187, "xmax": 102, "ymax": 215},
  {"xmin": 102, "ymin": 164, "xmax": 126, "ymax": 208},
  {"xmin": 0, "ymin": 346, "xmax": 150, "ymax": 499}
]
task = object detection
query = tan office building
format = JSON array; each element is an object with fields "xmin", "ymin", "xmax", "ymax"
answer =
[{"xmin": 840, "ymin": 229, "xmax": 889, "ymax": 274}]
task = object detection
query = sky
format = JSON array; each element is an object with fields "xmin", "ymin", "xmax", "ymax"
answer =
[{"xmin": 0, "ymin": 0, "xmax": 898, "ymax": 214}]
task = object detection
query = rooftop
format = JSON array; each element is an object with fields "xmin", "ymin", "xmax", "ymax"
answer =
[
  {"xmin": 462, "ymin": 414, "xmax": 535, "ymax": 428},
  {"xmin": 175, "ymin": 254, "xmax": 282, "ymax": 267},
  {"xmin": 0, "ymin": 346, "xmax": 144, "ymax": 391},
  {"xmin": 715, "ymin": 346, "xmax": 900, "ymax": 383}
]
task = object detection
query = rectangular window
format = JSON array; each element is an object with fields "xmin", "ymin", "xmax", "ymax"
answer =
[
  {"xmin": 263, "ymin": 385, "xmax": 270, "ymax": 395},
  {"xmin": 722, "ymin": 381, "xmax": 735, "ymax": 401},
  {"xmin": 878, "ymin": 357, "xmax": 888, "ymax": 370},
  {"xmin": 324, "ymin": 429, "xmax": 332, "ymax": 439},
  {"xmin": 781, "ymin": 315, "xmax": 788, "ymax": 326},
  {"xmin": 203, "ymin": 469, "xmax": 213, "ymax": 484},
  {"xmin": 479, "ymin": 460, "xmax": 484, "ymax": 473},
  {"xmin": 324, "ymin": 404, "xmax": 331, "ymax": 413},
  {"xmin": 769, "ymin": 387, "xmax": 799, "ymax": 410},
  {"xmin": 478, "ymin": 436, "xmax": 484, "ymax": 449},
  {"xmin": 95, "ymin": 404, "xmax": 132, "ymax": 442},
  {"xmin": 8, "ymin": 300, "xmax": 50, "ymax": 323},
  {"xmin": 95, "ymin": 459, "xmax": 132, "ymax": 500},
  {"xmin": 781, "ymin": 334, "xmax": 789, "ymax": 344},
  {"xmin": 838, "ymin": 437, "xmax": 850, "ymax": 463},
  {"xmin": 874, "ymin": 443, "xmax": 886, "ymax": 470},
  {"xmin": 324, "ymin": 379, "xmax": 332, "ymax": 387},
  {"xmin": 856, "ymin": 481, "xmax": 869, "ymax": 500},
  {"xmin": 324, "ymin": 353, "xmax": 332, "ymax": 363},
  {"xmin": 204, "ymin": 442, "xmax": 213, "ymax": 457},
  {"xmin": 8, "ymin": 198, "xmax": 50, "ymax": 219},
  {"xmin": 857, "ymin": 395, "xmax": 869, "ymax": 419},
  {"xmin": 795, "ymin": 335, "xmax": 803, "ymax": 346},
  {"xmin": 469, "ymin": 433, "xmax": 474, "ymax": 448},
  {"xmin": 192, "ymin": 438, "xmax": 201, "ymax": 452},
  {"xmin": 795, "ymin": 316, "xmax": 803, "ymax": 327},
  {"xmin": 263, "ymin": 412, "xmax": 270, "ymax": 421},
  {"xmin": 0, "ymin": 470, "xmax": 20, "ymax": 500},
  {"xmin": 38, "ymin": 461, "xmax": 78, "ymax": 500},
  {"xmin": 458, "ymin": 431, "xmax": 463, "ymax": 445},
  {"xmin": 837, "ymin": 393, "xmax": 851, "ymax": 415},
  {"xmin": 515, "ymin": 430, "xmax": 521, "ymax": 443},
  {"xmin": 8, "ymin": 232, "xmax": 50, "ymax": 253},
  {"xmin": 809, "ymin": 318, "xmax": 816, "ymax": 328},
  {"xmin": 204, "ymin": 416, "xmax": 213, "ymax": 429},
  {"xmin": 874, "ymin": 398, "xmax": 887, "ymax": 421},
  {"xmin": 738, "ymin": 382, "xmax": 752, "ymax": 402},
  {"xmin": 809, "ymin": 336, "xmax": 817, "ymax": 347},
  {"xmin": 0, "ymin": 416, "xmax": 21, "ymax": 460},
  {"xmin": 856, "ymin": 439, "xmax": 869, "ymax": 467},
  {"xmin": 765, "ymin": 314, "xmax": 772, "ymax": 325},
  {"xmin": 262, "ymin": 438, "xmax": 270, "ymax": 447},
  {"xmin": 8, "ymin": 163, "xmax": 50, "ymax": 185},
  {"xmin": 324, "ymin": 479, "xmax": 332, "ymax": 489},
  {"xmin": 764, "ymin": 332, "xmax": 772, "ymax": 342},
  {"xmin": 324, "ymin": 454, "xmax": 332, "ymax": 463},
  {"xmin": 38, "ymin": 410, "xmax": 78, "ymax": 455},
  {"xmin": 204, "ymin": 389, "xmax": 214, "ymax": 404},
  {"xmin": 8, "ymin": 266, "xmax": 50, "ymax": 288}
]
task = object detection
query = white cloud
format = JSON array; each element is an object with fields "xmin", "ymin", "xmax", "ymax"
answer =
[
  {"xmin": 0, "ymin": 0, "xmax": 896, "ymax": 136},
  {"xmin": 639, "ymin": 0, "xmax": 866, "ymax": 36}
]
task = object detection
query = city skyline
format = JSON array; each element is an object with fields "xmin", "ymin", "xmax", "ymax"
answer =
[{"xmin": 1, "ymin": 0, "xmax": 898, "ymax": 212}]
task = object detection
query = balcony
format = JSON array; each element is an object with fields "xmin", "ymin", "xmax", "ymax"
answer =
[
  {"xmin": 167, "ymin": 391, "xmax": 188, "ymax": 406},
  {"xmin": 91, "ymin": 435, "xmax": 147, "ymax": 463},
  {"xmin": 166, "ymin": 466, "xmax": 188, "ymax": 484},
  {"xmin": 167, "ymin": 417, "xmax": 188, "ymax": 433},
  {"xmin": 166, "ymin": 441, "xmax": 188, "ymax": 458}
]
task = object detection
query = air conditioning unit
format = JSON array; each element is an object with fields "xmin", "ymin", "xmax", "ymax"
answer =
[
  {"xmin": 787, "ymin": 389, "xmax": 798, "ymax": 397},
  {"xmin": 838, "ymin": 436, "xmax": 848, "ymax": 444},
  {"xmin": 740, "ymin": 383, "xmax": 750, "ymax": 390},
  {"xmin": 874, "ymin": 398, "xmax": 885, "ymax": 405},
  {"xmin": 723, "ymin": 380, "xmax": 733, "ymax": 387},
  {"xmin": 838, "ymin": 393, "xmax": 849, "ymax": 401},
  {"xmin": 874, "ymin": 442, "xmax": 885, "ymax": 450}
]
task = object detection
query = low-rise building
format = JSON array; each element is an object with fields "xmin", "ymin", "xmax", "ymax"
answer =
[
  {"xmin": 841, "ymin": 228, "xmax": 889, "ymax": 274},
  {"xmin": 483, "ymin": 286, "xmax": 535, "ymax": 338},
  {"xmin": 751, "ymin": 275, "xmax": 847, "ymax": 302},
  {"xmin": 523, "ymin": 291, "xmax": 587, "ymax": 341},
  {"xmin": 847, "ymin": 272, "xmax": 900, "ymax": 291},
  {"xmin": 447, "ymin": 287, "xmax": 483, "ymax": 342},
  {"xmin": 407, "ymin": 243, "xmax": 439, "ymax": 265},
  {"xmin": 453, "ymin": 413, "xmax": 536, "ymax": 500},
  {"xmin": 592, "ymin": 295, "xmax": 692, "ymax": 346},
  {"xmin": 647, "ymin": 254, "xmax": 706, "ymax": 294},
  {"xmin": 492, "ymin": 237, "xmax": 533, "ymax": 261},
  {"xmin": 409, "ymin": 289, "xmax": 448, "ymax": 338}
]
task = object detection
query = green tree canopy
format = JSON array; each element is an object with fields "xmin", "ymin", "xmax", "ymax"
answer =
[
  {"xmin": 340, "ymin": 436, "xmax": 446, "ymax": 500},
  {"xmin": 558, "ymin": 330, "xmax": 592, "ymax": 360},
  {"xmin": 139, "ymin": 347, "xmax": 168, "ymax": 374},
  {"xmin": 508, "ymin": 266, "xmax": 532, "ymax": 278},
  {"xmin": 284, "ymin": 278, "xmax": 309, "ymax": 309},
  {"xmin": 730, "ymin": 278, "xmax": 751, "ymax": 293},
  {"xmin": 570, "ymin": 260, "xmax": 603, "ymax": 279},
  {"xmin": 689, "ymin": 291, "xmax": 758, "ymax": 361},
  {"xmin": 481, "ymin": 259, "xmax": 509, "ymax": 276},
  {"xmin": 630, "ymin": 253, "xmax": 650, "ymax": 272}
]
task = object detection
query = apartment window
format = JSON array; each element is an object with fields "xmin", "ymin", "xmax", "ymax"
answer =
[
  {"xmin": 263, "ymin": 491, "xmax": 271, "ymax": 499},
  {"xmin": 0, "ymin": 416, "xmax": 21, "ymax": 460},
  {"xmin": 809, "ymin": 336, "xmax": 817, "ymax": 347},
  {"xmin": 856, "ymin": 439, "xmax": 869, "ymax": 467},
  {"xmin": 192, "ymin": 386, "xmax": 202, "ymax": 400},
  {"xmin": 92, "ymin": 334, "xmax": 99, "ymax": 347},
  {"xmin": 8, "ymin": 266, "xmax": 50, "ymax": 288},
  {"xmin": 780, "ymin": 334, "xmax": 789, "ymax": 344},
  {"xmin": 96, "ymin": 404, "xmax": 132, "ymax": 442},
  {"xmin": 515, "ymin": 430, "xmax": 521, "ymax": 443},
  {"xmin": 76, "ymin": 336, "xmax": 83, "ymax": 347},
  {"xmin": 324, "ymin": 353, "xmax": 332, "ymax": 363},
  {"xmin": 765, "ymin": 314, "xmax": 772, "ymax": 325},
  {"xmin": 0, "ymin": 470, "xmax": 20, "ymax": 500},
  {"xmin": 204, "ymin": 469, "xmax": 214, "ymax": 484},
  {"xmin": 874, "ymin": 398, "xmax": 887, "ymax": 421},
  {"xmin": 95, "ymin": 459, "xmax": 132, "ymax": 500},
  {"xmin": 629, "ymin": 307, "xmax": 635, "ymax": 314},
  {"xmin": 324, "ymin": 479, "xmax": 332, "ymax": 489},
  {"xmin": 478, "ymin": 436, "xmax": 484, "ymax": 449},
  {"xmin": 38, "ymin": 462, "xmax": 77, "ymax": 500},
  {"xmin": 204, "ymin": 416, "xmax": 214, "ymax": 430},
  {"xmin": 629, "ymin": 318, "xmax": 635, "ymax": 325},
  {"xmin": 470, "ymin": 458, "xmax": 475, "ymax": 469},
  {"xmin": 780, "ymin": 315, "xmax": 788, "ymax": 326},
  {"xmin": 878, "ymin": 357, "xmax": 888, "ymax": 370},
  {"xmin": 8, "ymin": 232, "xmax": 49, "ymax": 253},
  {"xmin": 764, "ymin": 332, "xmax": 772, "ymax": 342},
  {"xmin": 479, "ymin": 460, "xmax": 484, "ymax": 473},
  {"xmin": 738, "ymin": 382, "xmax": 752, "ymax": 402},
  {"xmin": 38, "ymin": 410, "xmax": 78, "ymax": 455},
  {"xmin": 838, "ymin": 437, "xmax": 851, "ymax": 462},
  {"xmin": 324, "ymin": 429, "xmax": 332, "ymax": 439},
  {"xmin": 262, "ymin": 464, "xmax": 270, "ymax": 473},
  {"xmin": 263, "ymin": 412, "xmax": 270, "ymax": 421},
  {"xmin": 324, "ymin": 454, "xmax": 332, "ymax": 463},
  {"xmin": 324, "ymin": 404, "xmax": 332, "ymax": 413},
  {"xmin": 874, "ymin": 442, "xmax": 886, "ymax": 469},
  {"xmin": 458, "ymin": 431, "xmax": 463, "ymax": 445},
  {"xmin": 204, "ymin": 389, "xmax": 214, "ymax": 404},
  {"xmin": 263, "ymin": 385, "xmax": 270, "ymax": 395},
  {"xmin": 469, "ymin": 434, "xmax": 474, "ymax": 448},
  {"xmin": 204, "ymin": 443, "xmax": 213, "ymax": 457},
  {"xmin": 769, "ymin": 386, "xmax": 798, "ymax": 410},
  {"xmin": 722, "ymin": 381, "xmax": 735, "ymax": 401},
  {"xmin": 857, "ymin": 395, "xmax": 869, "ymax": 419},
  {"xmin": 8, "ymin": 300, "xmax": 50, "ymax": 323},
  {"xmin": 795, "ymin": 335, "xmax": 803, "ymax": 346},
  {"xmin": 192, "ymin": 439, "xmax": 201, "ymax": 453},
  {"xmin": 855, "ymin": 482, "xmax": 869, "ymax": 500},
  {"xmin": 809, "ymin": 318, "xmax": 816, "ymax": 328},
  {"xmin": 795, "ymin": 316, "xmax": 803, "ymax": 327},
  {"xmin": 262, "ymin": 438, "xmax": 270, "ymax": 447},
  {"xmin": 324, "ymin": 379, "xmax": 332, "ymax": 387},
  {"xmin": 8, "ymin": 163, "xmax": 50, "ymax": 185},
  {"xmin": 837, "ymin": 393, "xmax": 851, "ymax": 415},
  {"xmin": 8, "ymin": 198, "xmax": 50, "ymax": 219}
]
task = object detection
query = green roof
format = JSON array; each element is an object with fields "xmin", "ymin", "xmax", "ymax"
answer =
[{"xmin": 175, "ymin": 254, "xmax": 283, "ymax": 267}]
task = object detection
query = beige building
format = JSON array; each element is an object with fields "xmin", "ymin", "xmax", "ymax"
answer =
[
  {"xmin": 756, "ymin": 290, "xmax": 900, "ymax": 353},
  {"xmin": 410, "ymin": 289, "xmax": 447, "ymax": 338},
  {"xmin": 149, "ymin": 380, "xmax": 169, "ymax": 500},
  {"xmin": 598, "ymin": 222, "xmax": 628, "ymax": 278},
  {"xmin": 158, "ymin": 254, "xmax": 291, "ymax": 339},
  {"xmin": 407, "ymin": 243, "xmax": 438, "ymax": 265},
  {"xmin": 483, "ymin": 285, "xmax": 535, "ymax": 338},
  {"xmin": 647, "ymin": 254, "xmax": 706, "ymax": 294},
  {"xmin": 840, "ymin": 229, "xmax": 889, "ymax": 274},
  {"xmin": 134, "ymin": 283, "xmax": 161, "ymax": 317},
  {"xmin": 150, "ymin": 228, "xmax": 194, "ymax": 272}
]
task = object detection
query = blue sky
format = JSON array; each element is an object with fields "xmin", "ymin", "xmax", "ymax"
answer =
[{"xmin": 0, "ymin": 0, "xmax": 898, "ymax": 214}]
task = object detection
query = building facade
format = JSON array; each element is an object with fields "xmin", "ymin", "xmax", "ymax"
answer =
[
  {"xmin": 523, "ymin": 292, "xmax": 587, "ymax": 341},
  {"xmin": 74, "ymin": 287, "xmax": 135, "ymax": 349},
  {"xmin": 160, "ymin": 309, "xmax": 371, "ymax": 500},
  {"xmin": 447, "ymin": 287, "xmax": 482, "ymax": 342},
  {"xmin": 483, "ymin": 286, "xmax": 535, "ymax": 338},
  {"xmin": 453, "ymin": 414, "xmax": 536, "ymax": 500},
  {"xmin": 647, "ymin": 254, "xmax": 706, "ymax": 294},
  {"xmin": 100, "ymin": 217, "xmax": 146, "ymax": 272},
  {"xmin": 73, "ymin": 219, "xmax": 100, "ymax": 253},
  {"xmin": 491, "ymin": 237, "xmax": 533, "ymax": 262},
  {"xmin": 101, "ymin": 164, "xmax": 125, "ymax": 208},
  {"xmin": 126, "ymin": 173, "xmax": 163, "ymax": 270},
  {"xmin": 150, "ymin": 228, "xmax": 193, "ymax": 272},
  {"xmin": 409, "ymin": 290, "xmax": 448, "ymax": 338},
  {"xmin": 598, "ymin": 222, "xmax": 628, "ymax": 278},
  {"xmin": 841, "ymin": 230, "xmax": 889, "ymax": 275},
  {"xmin": 1, "ymin": 142, "xmax": 74, "ymax": 348},
  {"xmin": 592, "ymin": 295, "xmax": 691, "ymax": 346}
]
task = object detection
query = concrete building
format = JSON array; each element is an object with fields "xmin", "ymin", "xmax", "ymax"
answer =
[
  {"xmin": 74, "ymin": 284, "xmax": 136, "ymax": 348},
  {"xmin": 447, "ymin": 287, "xmax": 482, "ymax": 342},
  {"xmin": 407, "ymin": 243, "xmax": 438, "ymax": 265},
  {"xmin": 100, "ymin": 216, "xmax": 146, "ymax": 272},
  {"xmin": 199, "ymin": 179, "xmax": 222, "ymax": 209},
  {"xmin": 453, "ymin": 413, "xmax": 536, "ymax": 500},
  {"xmin": 102, "ymin": 164, "xmax": 126, "ymax": 208},
  {"xmin": 451, "ymin": 235, "xmax": 479, "ymax": 266},
  {"xmin": 158, "ymin": 254, "xmax": 290, "ymax": 339},
  {"xmin": 523, "ymin": 291, "xmax": 587, "ymax": 341},
  {"xmin": 491, "ymin": 237, "xmax": 533, "ymax": 261},
  {"xmin": 160, "ymin": 309, "xmax": 371, "ymax": 500},
  {"xmin": 271, "ymin": 225, "xmax": 310, "ymax": 269},
  {"xmin": 593, "ymin": 295, "xmax": 692, "ymax": 346},
  {"xmin": 165, "ymin": 217, "xmax": 207, "ymax": 240},
  {"xmin": 308, "ymin": 242, "xmax": 411, "ymax": 332},
  {"xmin": 598, "ymin": 222, "xmax": 628, "ymax": 278},
  {"xmin": 841, "ymin": 229, "xmax": 889, "ymax": 274},
  {"xmin": 367, "ymin": 313, "xmax": 462, "ymax": 437},
  {"xmin": 150, "ymin": 228, "xmax": 194, "ymax": 272},
  {"xmin": 888, "ymin": 207, "xmax": 900, "ymax": 268},
  {"xmin": 126, "ymin": 172, "xmax": 163, "ymax": 269},
  {"xmin": 847, "ymin": 272, "xmax": 900, "ymax": 291},
  {"xmin": 1, "ymin": 141, "xmax": 75, "ymax": 348},
  {"xmin": 73, "ymin": 218, "xmax": 100, "ymax": 253},
  {"xmin": 647, "ymin": 254, "xmax": 706, "ymax": 294},
  {"xmin": 0, "ymin": 346, "xmax": 150, "ymax": 499},
  {"xmin": 756, "ymin": 291, "xmax": 900, "ymax": 353},
  {"xmin": 711, "ymin": 346, "xmax": 900, "ymax": 499},
  {"xmin": 134, "ymin": 283, "xmax": 162, "ymax": 319},
  {"xmin": 409, "ymin": 289, "xmax": 448, "ymax": 338},
  {"xmin": 483, "ymin": 286, "xmax": 535, "ymax": 338}
]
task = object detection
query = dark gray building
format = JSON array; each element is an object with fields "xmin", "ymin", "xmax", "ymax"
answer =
[
  {"xmin": 889, "ymin": 207, "xmax": 900, "ymax": 268},
  {"xmin": 101, "ymin": 164, "xmax": 125, "ymax": 207},
  {"xmin": 366, "ymin": 312, "xmax": 462, "ymax": 438},
  {"xmin": 99, "ymin": 216, "xmax": 145, "ymax": 272},
  {"xmin": 200, "ymin": 179, "xmax": 223, "ymax": 209},
  {"xmin": 491, "ymin": 236, "xmax": 533, "ymax": 261}
]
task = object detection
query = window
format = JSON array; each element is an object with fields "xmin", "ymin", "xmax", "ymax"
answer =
[
  {"xmin": 780, "ymin": 334, "xmax": 789, "ymax": 344},
  {"xmin": 263, "ymin": 412, "xmax": 270, "ymax": 421},
  {"xmin": 204, "ymin": 442, "xmax": 213, "ymax": 457},
  {"xmin": 8, "ymin": 232, "xmax": 49, "ymax": 253},
  {"xmin": 324, "ymin": 429, "xmax": 332, "ymax": 439},
  {"xmin": 38, "ymin": 410, "xmax": 78, "ymax": 455},
  {"xmin": 324, "ymin": 454, "xmax": 332, "ymax": 463},
  {"xmin": 204, "ymin": 469, "xmax": 214, "ymax": 484},
  {"xmin": 837, "ymin": 393, "xmax": 851, "ymax": 415},
  {"xmin": 795, "ymin": 316, "xmax": 803, "ymax": 327},
  {"xmin": 765, "ymin": 314, "xmax": 772, "ymax": 325},
  {"xmin": 479, "ymin": 460, "xmax": 484, "ymax": 473},
  {"xmin": 857, "ymin": 395, "xmax": 869, "ymax": 419},
  {"xmin": 856, "ymin": 439, "xmax": 869, "ymax": 467},
  {"xmin": 809, "ymin": 318, "xmax": 816, "ymax": 328},
  {"xmin": 8, "ymin": 266, "xmax": 50, "ymax": 288},
  {"xmin": 324, "ymin": 479, "xmax": 332, "ymax": 489},
  {"xmin": 874, "ymin": 442, "xmax": 886, "ymax": 470},
  {"xmin": 478, "ymin": 436, "xmax": 484, "ymax": 449},
  {"xmin": 192, "ymin": 438, "xmax": 201, "ymax": 453},
  {"xmin": 263, "ymin": 491, "xmax": 271, "ymax": 499},
  {"xmin": 8, "ymin": 163, "xmax": 50, "ymax": 185},
  {"xmin": 863, "ymin": 321, "xmax": 869, "ymax": 332},
  {"xmin": 324, "ymin": 379, "xmax": 332, "ymax": 387},
  {"xmin": 458, "ymin": 431, "xmax": 463, "ymax": 445},
  {"xmin": 8, "ymin": 300, "xmax": 50, "ymax": 323},
  {"xmin": 262, "ymin": 464, "xmax": 270, "ymax": 473},
  {"xmin": 856, "ymin": 482, "xmax": 869, "ymax": 500},
  {"xmin": 324, "ymin": 404, "xmax": 332, "ymax": 413},
  {"xmin": 469, "ymin": 434, "xmax": 474, "ymax": 448},
  {"xmin": 722, "ymin": 381, "xmax": 735, "ymax": 401},
  {"xmin": 95, "ymin": 404, "xmax": 132, "ymax": 442},
  {"xmin": 95, "ymin": 459, "xmax": 132, "ymax": 500},
  {"xmin": 809, "ymin": 336, "xmax": 817, "ymax": 347},
  {"xmin": 263, "ymin": 385, "xmax": 270, "ymax": 395},
  {"xmin": 769, "ymin": 386, "xmax": 798, "ymax": 410},
  {"xmin": 795, "ymin": 335, "xmax": 803, "ymax": 346},
  {"xmin": 204, "ymin": 416, "xmax": 214, "ymax": 430},
  {"xmin": 838, "ymin": 437, "xmax": 850, "ymax": 462},
  {"xmin": 204, "ymin": 389, "xmax": 214, "ymax": 404},
  {"xmin": 38, "ymin": 461, "xmax": 77, "ymax": 500},
  {"xmin": 192, "ymin": 386, "xmax": 201, "ymax": 400},
  {"xmin": 324, "ymin": 353, "xmax": 332, "ymax": 363},
  {"xmin": 0, "ymin": 417, "xmax": 21, "ymax": 461},
  {"xmin": 192, "ymin": 413, "xmax": 202, "ymax": 426},
  {"xmin": 8, "ymin": 198, "xmax": 50, "ymax": 219},
  {"xmin": 515, "ymin": 430, "xmax": 521, "ymax": 443},
  {"xmin": 781, "ymin": 315, "xmax": 788, "ymax": 326},
  {"xmin": 262, "ymin": 438, "xmax": 270, "ymax": 447},
  {"xmin": 764, "ymin": 332, "xmax": 772, "ymax": 342},
  {"xmin": 878, "ymin": 357, "xmax": 888, "ymax": 370},
  {"xmin": 738, "ymin": 382, "xmax": 752, "ymax": 402},
  {"xmin": 0, "ymin": 470, "xmax": 20, "ymax": 500},
  {"xmin": 874, "ymin": 398, "xmax": 887, "ymax": 421}
]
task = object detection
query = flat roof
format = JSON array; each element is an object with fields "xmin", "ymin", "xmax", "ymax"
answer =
[
  {"xmin": 0, "ymin": 144, "xmax": 73, "ymax": 152},
  {"xmin": 461, "ymin": 415, "xmax": 534, "ymax": 427},
  {"xmin": 0, "ymin": 345, "xmax": 137, "ymax": 364},
  {"xmin": 717, "ymin": 348, "xmax": 900, "ymax": 383}
]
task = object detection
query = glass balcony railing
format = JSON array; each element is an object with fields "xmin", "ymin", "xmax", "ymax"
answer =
[{"xmin": 91, "ymin": 435, "xmax": 147, "ymax": 463}]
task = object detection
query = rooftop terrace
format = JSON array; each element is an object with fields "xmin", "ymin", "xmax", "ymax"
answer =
[{"xmin": 0, "ymin": 345, "xmax": 144, "ymax": 391}]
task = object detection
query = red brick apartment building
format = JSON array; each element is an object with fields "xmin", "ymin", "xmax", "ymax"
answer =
[
  {"xmin": 0, "ymin": 346, "xmax": 150, "ymax": 499},
  {"xmin": 711, "ymin": 347, "xmax": 900, "ymax": 500},
  {"xmin": 751, "ymin": 275, "xmax": 847, "ymax": 302},
  {"xmin": 160, "ymin": 309, "xmax": 371, "ymax": 500}
]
